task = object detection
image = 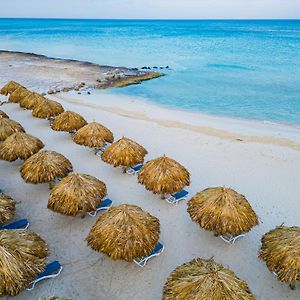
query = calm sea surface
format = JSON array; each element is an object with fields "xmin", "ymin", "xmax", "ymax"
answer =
[{"xmin": 0, "ymin": 19, "xmax": 299, "ymax": 125}]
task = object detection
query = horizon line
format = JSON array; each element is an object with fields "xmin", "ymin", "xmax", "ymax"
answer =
[{"xmin": 0, "ymin": 17, "xmax": 299, "ymax": 21}]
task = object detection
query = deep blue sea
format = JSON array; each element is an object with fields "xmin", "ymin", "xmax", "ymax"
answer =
[{"xmin": 0, "ymin": 19, "xmax": 299, "ymax": 125}]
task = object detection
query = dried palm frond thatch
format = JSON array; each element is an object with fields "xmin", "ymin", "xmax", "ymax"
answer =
[
  {"xmin": 162, "ymin": 258, "xmax": 255, "ymax": 300},
  {"xmin": 259, "ymin": 225, "xmax": 300, "ymax": 288},
  {"xmin": 8, "ymin": 87, "xmax": 30, "ymax": 103},
  {"xmin": 0, "ymin": 110, "xmax": 9, "ymax": 118},
  {"xmin": 0, "ymin": 229, "xmax": 49, "ymax": 297},
  {"xmin": 137, "ymin": 155, "xmax": 190, "ymax": 196},
  {"xmin": 0, "ymin": 194, "xmax": 16, "ymax": 225},
  {"xmin": 0, "ymin": 81, "xmax": 23, "ymax": 96},
  {"xmin": 20, "ymin": 150, "xmax": 73, "ymax": 184},
  {"xmin": 48, "ymin": 173, "xmax": 107, "ymax": 216},
  {"xmin": 19, "ymin": 92, "xmax": 45, "ymax": 110},
  {"xmin": 86, "ymin": 204, "xmax": 160, "ymax": 261},
  {"xmin": 0, "ymin": 132, "xmax": 44, "ymax": 162},
  {"xmin": 72, "ymin": 122, "xmax": 114, "ymax": 148},
  {"xmin": 187, "ymin": 187, "xmax": 259, "ymax": 236},
  {"xmin": 0, "ymin": 118, "xmax": 25, "ymax": 141},
  {"xmin": 101, "ymin": 137, "xmax": 147, "ymax": 171},
  {"xmin": 51, "ymin": 111, "xmax": 87, "ymax": 132},
  {"xmin": 32, "ymin": 99, "xmax": 64, "ymax": 119}
]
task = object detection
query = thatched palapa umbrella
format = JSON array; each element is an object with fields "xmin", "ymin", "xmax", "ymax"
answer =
[
  {"xmin": 0, "ymin": 117, "xmax": 25, "ymax": 141},
  {"xmin": 137, "ymin": 155, "xmax": 190, "ymax": 197},
  {"xmin": 162, "ymin": 258, "xmax": 255, "ymax": 300},
  {"xmin": 48, "ymin": 173, "xmax": 107, "ymax": 216},
  {"xmin": 0, "ymin": 194, "xmax": 16, "ymax": 225},
  {"xmin": 101, "ymin": 137, "xmax": 147, "ymax": 172},
  {"xmin": 72, "ymin": 122, "xmax": 114, "ymax": 150},
  {"xmin": 20, "ymin": 150, "xmax": 73, "ymax": 186},
  {"xmin": 8, "ymin": 87, "xmax": 30, "ymax": 103},
  {"xmin": 0, "ymin": 110, "xmax": 9, "ymax": 118},
  {"xmin": 51, "ymin": 111, "xmax": 87, "ymax": 133},
  {"xmin": 19, "ymin": 92, "xmax": 45, "ymax": 110},
  {"xmin": 87, "ymin": 204, "xmax": 160, "ymax": 261},
  {"xmin": 32, "ymin": 98, "xmax": 64, "ymax": 119},
  {"xmin": 259, "ymin": 225, "xmax": 300, "ymax": 289},
  {"xmin": 0, "ymin": 229, "xmax": 49, "ymax": 296},
  {"xmin": 0, "ymin": 132, "xmax": 44, "ymax": 162},
  {"xmin": 187, "ymin": 187, "xmax": 259, "ymax": 237},
  {"xmin": 0, "ymin": 81, "xmax": 22, "ymax": 96}
]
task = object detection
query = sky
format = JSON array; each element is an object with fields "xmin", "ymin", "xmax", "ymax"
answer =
[{"xmin": 0, "ymin": 0, "xmax": 299, "ymax": 19}]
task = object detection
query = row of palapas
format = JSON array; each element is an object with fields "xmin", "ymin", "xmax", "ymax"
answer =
[{"xmin": 0, "ymin": 81, "xmax": 299, "ymax": 298}]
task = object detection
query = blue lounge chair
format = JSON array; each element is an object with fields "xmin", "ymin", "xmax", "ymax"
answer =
[
  {"xmin": 26, "ymin": 261, "xmax": 63, "ymax": 291},
  {"xmin": 126, "ymin": 163, "xmax": 144, "ymax": 175},
  {"xmin": 219, "ymin": 233, "xmax": 245, "ymax": 245},
  {"xmin": 95, "ymin": 143, "xmax": 110, "ymax": 156},
  {"xmin": 165, "ymin": 189, "xmax": 189, "ymax": 205},
  {"xmin": 0, "ymin": 219, "xmax": 29, "ymax": 230},
  {"xmin": 133, "ymin": 242, "xmax": 165, "ymax": 267},
  {"xmin": 88, "ymin": 198, "xmax": 113, "ymax": 217}
]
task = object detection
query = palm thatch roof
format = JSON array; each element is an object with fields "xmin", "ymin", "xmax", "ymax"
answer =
[
  {"xmin": 8, "ymin": 87, "xmax": 30, "ymax": 103},
  {"xmin": 0, "ymin": 118, "xmax": 25, "ymax": 141},
  {"xmin": 86, "ymin": 204, "xmax": 160, "ymax": 261},
  {"xmin": 32, "ymin": 99, "xmax": 64, "ymax": 119},
  {"xmin": 0, "ymin": 132, "xmax": 44, "ymax": 162},
  {"xmin": 0, "ymin": 81, "xmax": 23, "ymax": 96},
  {"xmin": 19, "ymin": 92, "xmax": 46, "ymax": 110},
  {"xmin": 51, "ymin": 111, "xmax": 87, "ymax": 132},
  {"xmin": 48, "ymin": 173, "xmax": 107, "ymax": 216},
  {"xmin": 73, "ymin": 122, "xmax": 114, "ymax": 148},
  {"xmin": 101, "ymin": 137, "xmax": 147, "ymax": 168},
  {"xmin": 137, "ymin": 155, "xmax": 190, "ymax": 195},
  {"xmin": 0, "ymin": 194, "xmax": 16, "ymax": 225},
  {"xmin": 187, "ymin": 187, "xmax": 259, "ymax": 236},
  {"xmin": 20, "ymin": 150, "xmax": 73, "ymax": 184},
  {"xmin": 162, "ymin": 258, "xmax": 255, "ymax": 300},
  {"xmin": 0, "ymin": 229, "xmax": 49, "ymax": 296},
  {"xmin": 259, "ymin": 225, "xmax": 300, "ymax": 286},
  {"xmin": 0, "ymin": 110, "xmax": 9, "ymax": 118}
]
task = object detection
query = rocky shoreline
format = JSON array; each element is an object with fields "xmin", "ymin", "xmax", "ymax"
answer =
[{"xmin": 0, "ymin": 50, "xmax": 163, "ymax": 95}]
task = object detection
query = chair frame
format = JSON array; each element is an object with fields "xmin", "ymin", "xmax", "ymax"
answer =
[
  {"xmin": 26, "ymin": 263, "xmax": 63, "ymax": 291},
  {"xmin": 133, "ymin": 243, "xmax": 165, "ymax": 267},
  {"xmin": 165, "ymin": 190, "xmax": 189, "ymax": 205},
  {"xmin": 219, "ymin": 233, "xmax": 245, "ymax": 245},
  {"xmin": 88, "ymin": 199, "xmax": 112, "ymax": 217}
]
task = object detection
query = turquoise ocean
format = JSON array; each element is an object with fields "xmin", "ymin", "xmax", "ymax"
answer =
[{"xmin": 0, "ymin": 19, "xmax": 299, "ymax": 125}]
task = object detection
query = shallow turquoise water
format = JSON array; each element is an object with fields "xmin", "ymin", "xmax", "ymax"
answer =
[{"xmin": 0, "ymin": 19, "xmax": 299, "ymax": 125}]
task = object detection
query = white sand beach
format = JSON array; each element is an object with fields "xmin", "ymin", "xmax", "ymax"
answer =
[{"xmin": 0, "ymin": 87, "xmax": 299, "ymax": 299}]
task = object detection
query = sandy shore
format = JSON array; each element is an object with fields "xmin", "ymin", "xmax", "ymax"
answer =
[{"xmin": 0, "ymin": 87, "xmax": 300, "ymax": 299}]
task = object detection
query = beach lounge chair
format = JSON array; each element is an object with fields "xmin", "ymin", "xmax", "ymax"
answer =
[
  {"xmin": 26, "ymin": 260, "xmax": 63, "ymax": 291},
  {"xmin": 0, "ymin": 219, "xmax": 29, "ymax": 230},
  {"xmin": 88, "ymin": 198, "xmax": 113, "ymax": 217},
  {"xmin": 126, "ymin": 163, "xmax": 143, "ymax": 175},
  {"xmin": 133, "ymin": 242, "xmax": 165, "ymax": 267},
  {"xmin": 165, "ymin": 189, "xmax": 189, "ymax": 205},
  {"xmin": 219, "ymin": 233, "xmax": 245, "ymax": 245},
  {"xmin": 95, "ymin": 143, "xmax": 110, "ymax": 156}
]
